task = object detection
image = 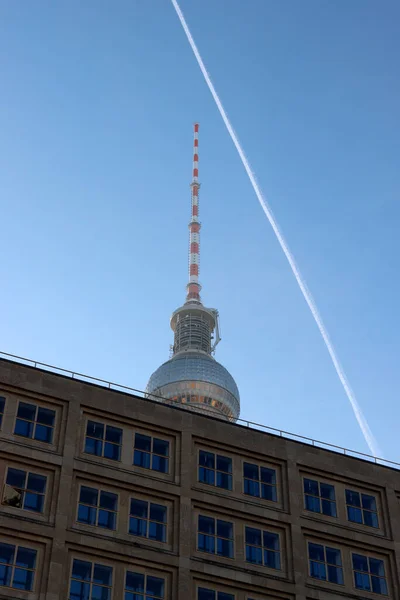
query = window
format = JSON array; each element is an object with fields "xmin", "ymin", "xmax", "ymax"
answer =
[
  {"xmin": 133, "ymin": 433, "xmax": 169, "ymax": 473},
  {"xmin": 308, "ymin": 542, "xmax": 343, "ymax": 584},
  {"xmin": 77, "ymin": 486, "xmax": 118, "ymax": 530},
  {"xmin": 198, "ymin": 588, "xmax": 234, "ymax": 600},
  {"xmin": 0, "ymin": 542, "xmax": 37, "ymax": 591},
  {"xmin": 125, "ymin": 571, "xmax": 165, "ymax": 599},
  {"xmin": 84, "ymin": 420, "xmax": 122, "ymax": 461},
  {"xmin": 197, "ymin": 515, "xmax": 234, "ymax": 558},
  {"xmin": 303, "ymin": 478, "xmax": 336, "ymax": 517},
  {"xmin": 129, "ymin": 498, "xmax": 167, "ymax": 542},
  {"xmin": 352, "ymin": 553, "xmax": 388, "ymax": 595},
  {"xmin": 3, "ymin": 467, "xmax": 47, "ymax": 513},
  {"xmin": 198, "ymin": 450, "xmax": 232, "ymax": 490},
  {"xmin": 243, "ymin": 462, "xmax": 277, "ymax": 502},
  {"xmin": 0, "ymin": 396, "xmax": 5, "ymax": 428},
  {"xmin": 69, "ymin": 559, "xmax": 113, "ymax": 600},
  {"xmin": 346, "ymin": 489, "xmax": 379, "ymax": 528},
  {"xmin": 245, "ymin": 527, "xmax": 281, "ymax": 569},
  {"xmin": 14, "ymin": 401, "xmax": 55, "ymax": 443}
]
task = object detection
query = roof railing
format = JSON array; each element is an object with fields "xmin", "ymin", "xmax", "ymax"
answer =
[{"xmin": 0, "ymin": 350, "xmax": 397, "ymax": 470}]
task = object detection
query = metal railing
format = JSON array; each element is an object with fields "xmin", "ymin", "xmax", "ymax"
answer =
[{"xmin": 0, "ymin": 350, "xmax": 398, "ymax": 470}]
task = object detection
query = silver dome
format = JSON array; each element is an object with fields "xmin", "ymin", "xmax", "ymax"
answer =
[{"xmin": 146, "ymin": 352, "xmax": 240, "ymax": 421}]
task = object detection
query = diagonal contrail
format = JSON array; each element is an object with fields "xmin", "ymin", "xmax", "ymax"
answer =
[{"xmin": 170, "ymin": 0, "xmax": 382, "ymax": 458}]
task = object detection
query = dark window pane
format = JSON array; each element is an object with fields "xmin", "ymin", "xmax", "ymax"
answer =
[
  {"xmin": 36, "ymin": 407, "xmax": 55, "ymax": 426},
  {"xmin": 320, "ymin": 482, "xmax": 335, "ymax": 500},
  {"xmin": 99, "ymin": 491, "xmax": 117, "ymax": 511},
  {"xmin": 149, "ymin": 521, "xmax": 166, "ymax": 542},
  {"xmin": 217, "ymin": 520, "xmax": 233, "ymax": 539},
  {"xmin": 0, "ymin": 543, "xmax": 15, "ymax": 564},
  {"xmin": 216, "ymin": 455, "xmax": 232, "ymax": 473},
  {"xmin": 17, "ymin": 402, "xmax": 36, "ymax": 421},
  {"xmin": 130, "ymin": 499, "xmax": 148, "ymax": 518},
  {"xmin": 105, "ymin": 425, "xmax": 122, "ymax": 444},
  {"xmin": 153, "ymin": 438, "xmax": 169, "ymax": 457},
  {"xmin": 304, "ymin": 478, "xmax": 319, "ymax": 495},
  {"xmin": 198, "ymin": 515, "xmax": 215, "ymax": 534},
  {"xmin": 27, "ymin": 473, "xmax": 47, "ymax": 494},
  {"xmin": 364, "ymin": 511, "xmax": 379, "ymax": 528},
  {"xmin": 6, "ymin": 468, "xmax": 26, "ymax": 489},
  {"xmin": 0, "ymin": 397, "xmax": 5, "ymax": 412},
  {"xmin": 326, "ymin": 547, "xmax": 341, "ymax": 566},
  {"xmin": 104, "ymin": 442, "xmax": 121, "ymax": 461},
  {"xmin": 369, "ymin": 558, "xmax": 385, "ymax": 576},
  {"xmin": 244, "ymin": 479, "xmax": 259, "ymax": 497},
  {"xmin": 150, "ymin": 503, "xmax": 167, "ymax": 523},
  {"xmin": 134, "ymin": 450, "xmax": 151, "ymax": 469},
  {"xmin": 246, "ymin": 545, "xmax": 262, "ymax": 564},
  {"xmin": 328, "ymin": 565, "xmax": 343, "ymax": 584},
  {"xmin": 261, "ymin": 483, "xmax": 277, "ymax": 502},
  {"xmin": 78, "ymin": 504, "xmax": 96, "ymax": 525},
  {"xmin": 198, "ymin": 534, "xmax": 215, "ymax": 553},
  {"xmin": 129, "ymin": 517, "xmax": 147, "ymax": 537},
  {"xmin": 135, "ymin": 433, "xmax": 151, "ymax": 452},
  {"xmin": 218, "ymin": 594, "xmax": 234, "ymax": 600},
  {"xmin": 91, "ymin": 585, "xmax": 110, "ymax": 600},
  {"xmin": 245, "ymin": 527, "xmax": 261, "ymax": 546},
  {"xmin": 15, "ymin": 419, "xmax": 34, "ymax": 438},
  {"xmin": 321, "ymin": 499, "xmax": 337, "ymax": 517},
  {"xmin": 86, "ymin": 421, "xmax": 104, "ymax": 439},
  {"xmin": 70, "ymin": 580, "xmax": 90, "ymax": 600},
  {"xmin": 93, "ymin": 564, "xmax": 112, "ymax": 586},
  {"xmin": 354, "ymin": 571, "xmax": 371, "ymax": 590},
  {"xmin": 146, "ymin": 575, "xmax": 164, "ymax": 597},
  {"xmin": 198, "ymin": 589, "xmax": 215, "ymax": 600},
  {"xmin": 305, "ymin": 495, "xmax": 320, "ymax": 512},
  {"xmin": 264, "ymin": 549, "xmax": 280, "ymax": 569},
  {"xmin": 308, "ymin": 543, "xmax": 325, "ymax": 562},
  {"xmin": 152, "ymin": 455, "xmax": 168, "ymax": 473},
  {"xmin": 34, "ymin": 424, "xmax": 53, "ymax": 443},
  {"xmin": 85, "ymin": 437, "xmax": 103, "ymax": 456},
  {"xmin": 260, "ymin": 467, "xmax": 276, "ymax": 484},
  {"xmin": 126, "ymin": 571, "xmax": 145, "ymax": 592},
  {"xmin": 80, "ymin": 487, "xmax": 98, "ymax": 506},
  {"xmin": 217, "ymin": 538, "xmax": 233, "ymax": 558},
  {"xmin": 199, "ymin": 467, "xmax": 215, "ymax": 485},
  {"xmin": 217, "ymin": 472, "xmax": 232, "ymax": 490},
  {"xmin": 0, "ymin": 563, "xmax": 12, "ymax": 587},
  {"xmin": 243, "ymin": 463, "xmax": 258, "ymax": 480},
  {"xmin": 15, "ymin": 547, "xmax": 36, "ymax": 569},
  {"xmin": 98, "ymin": 509, "xmax": 116, "ymax": 530},
  {"xmin": 310, "ymin": 561, "xmax": 326, "ymax": 580},
  {"xmin": 263, "ymin": 531, "xmax": 279, "ymax": 550},
  {"xmin": 72, "ymin": 559, "xmax": 92, "ymax": 581},
  {"xmin": 199, "ymin": 451, "xmax": 214, "ymax": 469},
  {"xmin": 352, "ymin": 554, "xmax": 369, "ymax": 572},
  {"xmin": 348, "ymin": 506, "xmax": 363, "ymax": 524},
  {"xmin": 24, "ymin": 491, "xmax": 44, "ymax": 512},
  {"xmin": 346, "ymin": 489, "xmax": 361, "ymax": 507},
  {"xmin": 361, "ymin": 494, "xmax": 376, "ymax": 511},
  {"xmin": 372, "ymin": 576, "xmax": 388, "ymax": 595},
  {"xmin": 12, "ymin": 567, "xmax": 34, "ymax": 590}
]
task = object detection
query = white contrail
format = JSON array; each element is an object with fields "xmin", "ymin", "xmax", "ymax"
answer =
[{"xmin": 171, "ymin": 0, "xmax": 382, "ymax": 458}]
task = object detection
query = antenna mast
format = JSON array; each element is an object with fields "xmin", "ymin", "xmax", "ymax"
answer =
[{"xmin": 186, "ymin": 123, "xmax": 202, "ymax": 303}]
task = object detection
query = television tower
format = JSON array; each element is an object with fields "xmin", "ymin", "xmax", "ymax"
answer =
[{"xmin": 146, "ymin": 124, "xmax": 240, "ymax": 421}]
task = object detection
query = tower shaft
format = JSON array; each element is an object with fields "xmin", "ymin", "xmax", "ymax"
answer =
[{"xmin": 186, "ymin": 123, "xmax": 201, "ymax": 303}]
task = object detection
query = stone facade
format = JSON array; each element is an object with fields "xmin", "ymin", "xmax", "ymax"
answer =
[{"xmin": 0, "ymin": 357, "xmax": 399, "ymax": 600}]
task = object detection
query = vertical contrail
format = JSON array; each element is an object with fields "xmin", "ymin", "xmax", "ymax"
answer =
[{"xmin": 170, "ymin": 0, "xmax": 382, "ymax": 458}]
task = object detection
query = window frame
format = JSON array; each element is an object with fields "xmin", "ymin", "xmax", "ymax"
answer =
[
  {"xmin": 133, "ymin": 431, "xmax": 170, "ymax": 475},
  {"xmin": 0, "ymin": 395, "xmax": 5, "ymax": 429},
  {"xmin": 124, "ymin": 567, "xmax": 166, "ymax": 600},
  {"xmin": 76, "ymin": 483, "xmax": 119, "ymax": 531},
  {"xmin": 0, "ymin": 540, "xmax": 37, "ymax": 592},
  {"xmin": 244, "ymin": 525, "xmax": 281, "ymax": 571},
  {"xmin": 307, "ymin": 541, "xmax": 344, "ymax": 586},
  {"xmin": 3, "ymin": 465, "xmax": 48, "ymax": 514},
  {"xmin": 13, "ymin": 400, "xmax": 56, "ymax": 445},
  {"xmin": 345, "ymin": 488, "xmax": 379, "ymax": 529},
  {"xmin": 242, "ymin": 460, "xmax": 278, "ymax": 503},
  {"xmin": 68, "ymin": 556, "xmax": 114, "ymax": 600},
  {"xmin": 83, "ymin": 418, "xmax": 123, "ymax": 462},
  {"xmin": 128, "ymin": 496, "xmax": 168, "ymax": 543},
  {"xmin": 351, "ymin": 551, "xmax": 389, "ymax": 596},
  {"xmin": 196, "ymin": 513, "xmax": 235, "ymax": 560},
  {"xmin": 196, "ymin": 584, "xmax": 236, "ymax": 600},
  {"xmin": 197, "ymin": 448, "xmax": 233, "ymax": 491},
  {"xmin": 302, "ymin": 476, "xmax": 337, "ymax": 518}
]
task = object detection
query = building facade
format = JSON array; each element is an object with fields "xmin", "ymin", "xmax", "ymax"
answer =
[{"xmin": 0, "ymin": 357, "xmax": 399, "ymax": 600}]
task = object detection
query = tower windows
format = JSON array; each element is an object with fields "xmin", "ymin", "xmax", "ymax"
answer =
[
  {"xmin": 197, "ymin": 515, "xmax": 234, "ymax": 558},
  {"xmin": 308, "ymin": 542, "xmax": 343, "ymax": 584},
  {"xmin": 124, "ymin": 571, "xmax": 165, "ymax": 600},
  {"xmin": 3, "ymin": 467, "xmax": 47, "ymax": 513},
  {"xmin": 198, "ymin": 589, "xmax": 234, "ymax": 600},
  {"xmin": 243, "ymin": 462, "xmax": 277, "ymax": 502},
  {"xmin": 245, "ymin": 527, "xmax": 281, "ymax": 570},
  {"xmin": 352, "ymin": 553, "xmax": 388, "ymax": 595},
  {"xmin": 129, "ymin": 498, "xmax": 167, "ymax": 542},
  {"xmin": 0, "ymin": 542, "xmax": 37, "ymax": 591},
  {"xmin": 198, "ymin": 450, "xmax": 232, "ymax": 490},
  {"xmin": 303, "ymin": 478, "xmax": 337, "ymax": 517},
  {"xmin": 77, "ymin": 486, "xmax": 118, "ymax": 530},
  {"xmin": 84, "ymin": 420, "xmax": 122, "ymax": 461},
  {"xmin": 133, "ymin": 433, "xmax": 169, "ymax": 474},
  {"xmin": 69, "ymin": 559, "xmax": 113, "ymax": 600},
  {"xmin": 346, "ymin": 489, "xmax": 379, "ymax": 528},
  {"xmin": 14, "ymin": 401, "xmax": 55, "ymax": 444}
]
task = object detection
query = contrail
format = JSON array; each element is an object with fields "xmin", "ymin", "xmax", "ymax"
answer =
[{"xmin": 171, "ymin": 0, "xmax": 382, "ymax": 458}]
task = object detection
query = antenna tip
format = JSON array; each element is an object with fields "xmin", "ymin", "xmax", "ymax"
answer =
[{"xmin": 194, "ymin": 123, "xmax": 199, "ymax": 132}]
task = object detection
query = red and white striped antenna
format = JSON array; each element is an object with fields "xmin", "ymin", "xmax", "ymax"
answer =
[{"xmin": 186, "ymin": 123, "xmax": 202, "ymax": 303}]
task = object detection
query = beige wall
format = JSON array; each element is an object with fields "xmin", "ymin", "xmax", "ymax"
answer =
[{"xmin": 0, "ymin": 358, "xmax": 399, "ymax": 600}]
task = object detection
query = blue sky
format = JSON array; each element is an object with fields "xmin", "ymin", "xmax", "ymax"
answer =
[{"xmin": 1, "ymin": 1, "xmax": 399, "ymax": 461}]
